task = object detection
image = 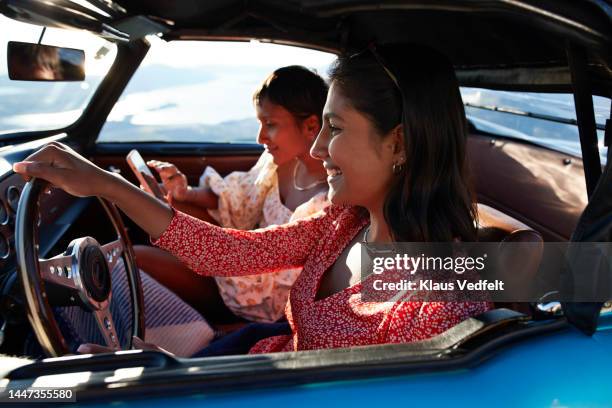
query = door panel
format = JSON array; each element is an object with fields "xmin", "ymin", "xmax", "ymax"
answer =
[{"xmin": 468, "ymin": 134, "xmax": 587, "ymax": 241}]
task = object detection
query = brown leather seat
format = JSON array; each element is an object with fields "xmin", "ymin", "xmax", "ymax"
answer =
[
  {"xmin": 477, "ymin": 203, "xmax": 544, "ymax": 313},
  {"xmin": 477, "ymin": 203, "xmax": 544, "ymax": 244}
]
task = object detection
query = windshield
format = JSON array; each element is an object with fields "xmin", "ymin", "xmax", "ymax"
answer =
[
  {"xmin": 0, "ymin": 14, "xmax": 117, "ymax": 135},
  {"xmin": 97, "ymin": 37, "xmax": 336, "ymax": 144},
  {"xmin": 461, "ymin": 88, "xmax": 610, "ymax": 164}
]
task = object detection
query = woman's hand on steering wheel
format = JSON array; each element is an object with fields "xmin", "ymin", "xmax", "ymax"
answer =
[
  {"xmin": 13, "ymin": 142, "xmax": 116, "ymax": 198},
  {"xmin": 14, "ymin": 141, "xmax": 174, "ymax": 240}
]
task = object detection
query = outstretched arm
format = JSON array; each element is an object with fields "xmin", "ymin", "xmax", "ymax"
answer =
[
  {"xmin": 13, "ymin": 142, "xmax": 334, "ymax": 277},
  {"xmin": 152, "ymin": 208, "xmax": 331, "ymax": 277}
]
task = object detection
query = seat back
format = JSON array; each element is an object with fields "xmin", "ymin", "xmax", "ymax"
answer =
[
  {"xmin": 477, "ymin": 204, "xmax": 544, "ymax": 313},
  {"xmin": 477, "ymin": 203, "xmax": 543, "ymax": 244}
]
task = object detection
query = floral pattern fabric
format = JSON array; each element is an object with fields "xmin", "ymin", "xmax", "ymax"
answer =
[
  {"xmin": 199, "ymin": 152, "xmax": 328, "ymax": 323},
  {"xmin": 153, "ymin": 205, "xmax": 491, "ymax": 354}
]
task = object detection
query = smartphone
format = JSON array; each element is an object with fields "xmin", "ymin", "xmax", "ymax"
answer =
[{"xmin": 126, "ymin": 149, "xmax": 167, "ymax": 201}]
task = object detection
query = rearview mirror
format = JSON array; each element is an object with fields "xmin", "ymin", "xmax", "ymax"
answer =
[{"xmin": 7, "ymin": 41, "xmax": 85, "ymax": 81}]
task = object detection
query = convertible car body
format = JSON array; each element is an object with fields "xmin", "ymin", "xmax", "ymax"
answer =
[{"xmin": 0, "ymin": 0, "xmax": 610, "ymax": 406}]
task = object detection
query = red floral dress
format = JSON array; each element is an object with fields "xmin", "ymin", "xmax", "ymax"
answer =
[{"xmin": 153, "ymin": 205, "xmax": 490, "ymax": 354}]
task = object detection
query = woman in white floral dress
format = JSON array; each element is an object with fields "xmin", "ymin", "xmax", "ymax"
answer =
[{"xmin": 136, "ymin": 65, "xmax": 330, "ymax": 325}]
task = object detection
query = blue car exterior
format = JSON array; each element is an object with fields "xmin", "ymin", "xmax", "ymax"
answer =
[{"xmin": 82, "ymin": 312, "xmax": 612, "ymax": 408}]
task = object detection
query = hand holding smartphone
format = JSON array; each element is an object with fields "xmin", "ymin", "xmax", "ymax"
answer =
[{"xmin": 126, "ymin": 149, "xmax": 167, "ymax": 201}]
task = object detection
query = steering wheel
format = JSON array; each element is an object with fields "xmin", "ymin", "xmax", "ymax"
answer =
[{"xmin": 14, "ymin": 178, "xmax": 145, "ymax": 357}]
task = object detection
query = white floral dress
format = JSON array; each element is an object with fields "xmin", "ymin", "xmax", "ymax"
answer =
[{"xmin": 200, "ymin": 152, "xmax": 328, "ymax": 323}]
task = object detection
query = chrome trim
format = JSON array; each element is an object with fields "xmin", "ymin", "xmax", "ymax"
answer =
[{"xmin": 67, "ymin": 237, "xmax": 112, "ymax": 312}]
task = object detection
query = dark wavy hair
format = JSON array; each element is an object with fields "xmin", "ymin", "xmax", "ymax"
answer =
[
  {"xmin": 253, "ymin": 65, "xmax": 329, "ymax": 126},
  {"xmin": 328, "ymin": 44, "xmax": 477, "ymax": 242}
]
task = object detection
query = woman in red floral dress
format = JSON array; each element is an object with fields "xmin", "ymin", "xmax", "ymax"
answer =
[{"xmin": 14, "ymin": 44, "xmax": 490, "ymax": 355}]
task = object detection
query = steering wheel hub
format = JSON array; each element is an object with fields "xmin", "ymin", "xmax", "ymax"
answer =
[
  {"xmin": 65, "ymin": 236, "xmax": 114, "ymax": 311},
  {"xmin": 80, "ymin": 245, "xmax": 111, "ymax": 303}
]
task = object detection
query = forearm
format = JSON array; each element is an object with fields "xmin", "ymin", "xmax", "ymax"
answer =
[
  {"xmin": 102, "ymin": 172, "xmax": 174, "ymax": 240},
  {"xmin": 153, "ymin": 210, "xmax": 322, "ymax": 277},
  {"xmin": 169, "ymin": 198, "xmax": 218, "ymax": 223},
  {"xmin": 182, "ymin": 186, "xmax": 219, "ymax": 209}
]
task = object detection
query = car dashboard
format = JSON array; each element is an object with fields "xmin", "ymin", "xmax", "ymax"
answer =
[{"xmin": 0, "ymin": 174, "xmax": 21, "ymax": 273}]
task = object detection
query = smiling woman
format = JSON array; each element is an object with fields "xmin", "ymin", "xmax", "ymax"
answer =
[{"xmin": 0, "ymin": 15, "xmax": 117, "ymax": 134}]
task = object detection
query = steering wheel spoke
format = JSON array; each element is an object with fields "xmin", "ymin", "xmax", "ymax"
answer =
[
  {"xmin": 39, "ymin": 254, "xmax": 78, "ymax": 291},
  {"xmin": 100, "ymin": 239, "xmax": 124, "ymax": 272},
  {"xmin": 93, "ymin": 306, "xmax": 120, "ymax": 350}
]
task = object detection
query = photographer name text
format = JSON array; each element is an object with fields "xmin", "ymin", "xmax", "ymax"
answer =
[{"xmin": 372, "ymin": 279, "xmax": 504, "ymax": 291}]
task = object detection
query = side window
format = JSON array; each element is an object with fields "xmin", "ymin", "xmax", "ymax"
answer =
[
  {"xmin": 97, "ymin": 38, "xmax": 336, "ymax": 144},
  {"xmin": 461, "ymin": 88, "xmax": 610, "ymax": 164}
]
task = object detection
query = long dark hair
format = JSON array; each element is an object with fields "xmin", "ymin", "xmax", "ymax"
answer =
[
  {"xmin": 329, "ymin": 44, "xmax": 477, "ymax": 242},
  {"xmin": 253, "ymin": 65, "xmax": 328, "ymax": 126}
]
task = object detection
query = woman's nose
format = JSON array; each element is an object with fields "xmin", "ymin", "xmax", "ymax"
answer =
[
  {"xmin": 310, "ymin": 128, "xmax": 328, "ymax": 161},
  {"xmin": 256, "ymin": 126, "xmax": 267, "ymax": 145}
]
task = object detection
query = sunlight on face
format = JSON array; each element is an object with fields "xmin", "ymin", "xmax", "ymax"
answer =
[
  {"xmin": 256, "ymin": 98, "xmax": 311, "ymax": 166},
  {"xmin": 312, "ymin": 82, "xmax": 396, "ymax": 208}
]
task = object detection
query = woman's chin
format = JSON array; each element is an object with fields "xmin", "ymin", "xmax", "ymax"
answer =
[
  {"xmin": 269, "ymin": 152, "xmax": 291, "ymax": 166},
  {"xmin": 269, "ymin": 154, "xmax": 282, "ymax": 165}
]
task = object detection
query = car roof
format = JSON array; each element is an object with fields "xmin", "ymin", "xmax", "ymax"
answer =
[{"xmin": 1, "ymin": 0, "xmax": 611, "ymax": 95}]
